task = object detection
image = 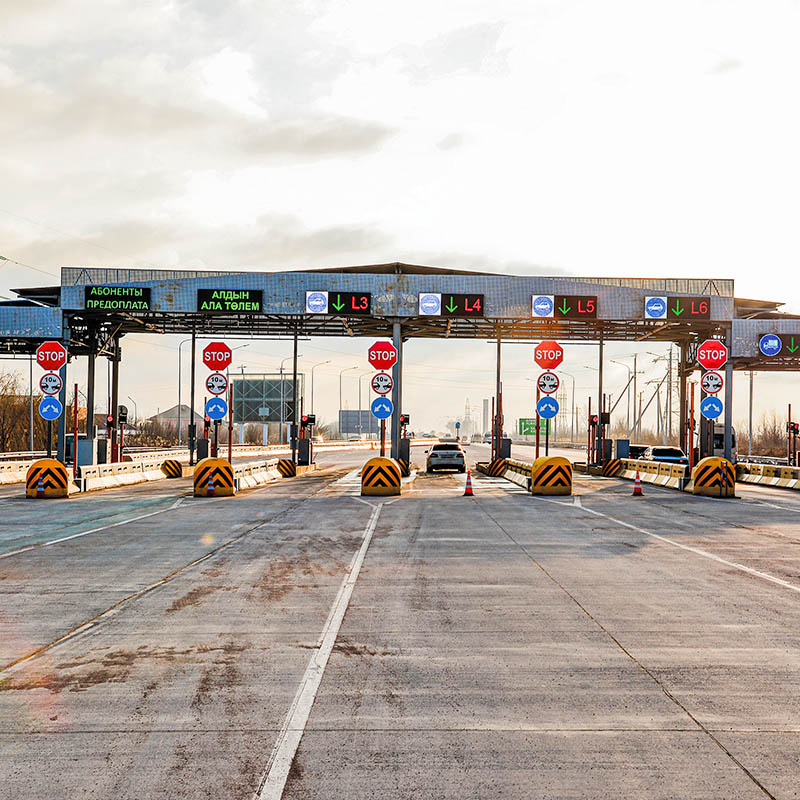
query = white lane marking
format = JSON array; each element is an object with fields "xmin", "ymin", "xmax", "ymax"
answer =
[
  {"xmin": 574, "ymin": 496, "xmax": 583, "ymax": 508},
  {"xmin": 534, "ymin": 496, "xmax": 800, "ymax": 596},
  {"xmin": 255, "ymin": 503, "xmax": 383, "ymax": 800},
  {"xmin": 0, "ymin": 498, "xmax": 187, "ymax": 560}
]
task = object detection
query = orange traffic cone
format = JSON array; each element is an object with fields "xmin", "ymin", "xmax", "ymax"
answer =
[
  {"xmin": 632, "ymin": 469, "xmax": 643, "ymax": 497},
  {"xmin": 463, "ymin": 470, "xmax": 474, "ymax": 496},
  {"xmin": 207, "ymin": 476, "xmax": 215, "ymax": 497}
]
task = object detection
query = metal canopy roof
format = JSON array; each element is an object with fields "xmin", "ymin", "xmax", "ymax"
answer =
[{"xmin": 1, "ymin": 264, "xmax": 798, "ymax": 369}]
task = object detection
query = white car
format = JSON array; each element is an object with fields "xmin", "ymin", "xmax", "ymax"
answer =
[{"xmin": 426, "ymin": 443, "xmax": 466, "ymax": 473}]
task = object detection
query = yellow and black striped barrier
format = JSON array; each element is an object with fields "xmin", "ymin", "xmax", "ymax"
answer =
[
  {"xmin": 487, "ymin": 458, "xmax": 508, "ymax": 477},
  {"xmin": 361, "ymin": 457, "xmax": 402, "ymax": 496},
  {"xmin": 26, "ymin": 458, "xmax": 70, "ymax": 499},
  {"xmin": 530, "ymin": 456, "xmax": 572, "ymax": 496},
  {"xmin": 277, "ymin": 459, "xmax": 296, "ymax": 478},
  {"xmin": 692, "ymin": 457, "xmax": 735, "ymax": 497},
  {"xmin": 602, "ymin": 459, "xmax": 624, "ymax": 478},
  {"xmin": 397, "ymin": 458, "xmax": 411, "ymax": 477},
  {"xmin": 161, "ymin": 459, "xmax": 183, "ymax": 479},
  {"xmin": 193, "ymin": 457, "xmax": 235, "ymax": 497}
]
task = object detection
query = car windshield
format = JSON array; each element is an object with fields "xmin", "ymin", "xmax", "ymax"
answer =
[
  {"xmin": 653, "ymin": 447, "xmax": 685, "ymax": 458},
  {"xmin": 432, "ymin": 444, "xmax": 462, "ymax": 451}
]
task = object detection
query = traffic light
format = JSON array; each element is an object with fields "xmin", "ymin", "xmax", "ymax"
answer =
[
  {"xmin": 118, "ymin": 405, "xmax": 128, "ymax": 425},
  {"xmin": 106, "ymin": 414, "xmax": 113, "ymax": 426},
  {"xmin": 399, "ymin": 414, "xmax": 409, "ymax": 426},
  {"xmin": 600, "ymin": 412, "xmax": 610, "ymax": 425},
  {"xmin": 301, "ymin": 414, "xmax": 316, "ymax": 428},
  {"xmin": 788, "ymin": 422, "xmax": 800, "ymax": 435},
  {"xmin": 589, "ymin": 414, "xmax": 599, "ymax": 427}
]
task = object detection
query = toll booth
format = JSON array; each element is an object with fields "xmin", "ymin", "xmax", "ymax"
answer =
[
  {"xmin": 398, "ymin": 438, "xmax": 411, "ymax": 464},
  {"xmin": 298, "ymin": 438, "xmax": 313, "ymax": 465},
  {"xmin": 196, "ymin": 438, "xmax": 210, "ymax": 461},
  {"xmin": 615, "ymin": 439, "xmax": 630, "ymax": 459},
  {"xmin": 498, "ymin": 437, "xmax": 512, "ymax": 459}
]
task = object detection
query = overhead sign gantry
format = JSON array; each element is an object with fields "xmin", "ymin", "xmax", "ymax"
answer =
[{"xmin": 2, "ymin": 262, "xmax": 800, "ymax": 463}]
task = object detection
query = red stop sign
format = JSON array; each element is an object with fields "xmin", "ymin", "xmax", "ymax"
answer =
[
  {"xmin": 202, "ymin": 341, "xmax": 232, "ymax": 370},
  {"xmin": 534, "ymin": 340, "xmax": 564, "ymax": 370},
  {"xmin": 36, "ymin": 341, "xmax": 67, "ymax": 371},
  {"xmin": 368, "ymin": 341, "xmax": 398, "ymax": 370},
  {"xmin": 697, "ymin": 339, "xmax": 728, "ymax": 370}
]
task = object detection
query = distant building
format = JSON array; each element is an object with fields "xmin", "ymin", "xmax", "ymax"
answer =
[{"xmin": 148, "ymin": 404, "xmax": 202, "ymax": 432}]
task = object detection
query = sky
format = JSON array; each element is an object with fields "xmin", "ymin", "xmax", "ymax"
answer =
[{"xmin": 1, "ymin": 0, "xmax": 799, "ymax": 436}]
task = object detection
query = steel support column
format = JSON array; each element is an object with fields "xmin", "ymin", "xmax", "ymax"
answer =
[
  {"xmin": 86, "ymin": 348, "xmax": 96, "ymax": 440},
  {"xmin": 189, "ymin": 328, "xmax": 197, "ymax": 465},
  {"xmin": 724, "ymin": 327, "xmax": 733, "ymax": 461},
  {"xmin": 679, "ymin": 344, "xmax": 688, "ymax": 454},
  {"xmin": 390, "ymin": 322, "xmax": 403, "ymax": 460},
  {"xmin": 110, "ymin": 339, "xmax": 120, "ymax": 462},
  {"xmin": 291, "ymin": 327, "xmax": 298, "ymax": 463},
  {"xmin": 596, "ymin": 337, "xmax": 604, "ymax": 464}
]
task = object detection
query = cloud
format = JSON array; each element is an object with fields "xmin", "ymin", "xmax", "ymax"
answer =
[
  {"xmin": 1, "ymin": 213, "xmax": 394, "ymax": 284},
  {"xmin": 708, "ymin": 58, "xmax": 741, "ymax": 76},
  {"xmin": 436, "ymin": 133, "xmax": 464, "ymax": 151},
  {"xmin": 399, "ymin": 22, "xmax": 509, "ymax": 82}
]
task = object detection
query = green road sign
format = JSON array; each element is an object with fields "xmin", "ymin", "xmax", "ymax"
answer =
[{"xmin": 518, "ymin": 417, "xmax": 550, "ymax": 435}]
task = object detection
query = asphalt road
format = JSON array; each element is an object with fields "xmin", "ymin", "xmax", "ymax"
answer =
[{"xmin": 3, "ymin": 448, "xmax": 800, "ymax": 798}]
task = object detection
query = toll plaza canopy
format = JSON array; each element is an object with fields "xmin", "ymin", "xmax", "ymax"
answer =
[{"xmin": 1, "ymin": 262, "xmax": 800, "ymax": 369}]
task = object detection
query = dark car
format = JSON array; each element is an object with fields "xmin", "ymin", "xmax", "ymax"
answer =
[{"xmin": 642, "ymin": 446, "xmax": 689, "ymax": 465}]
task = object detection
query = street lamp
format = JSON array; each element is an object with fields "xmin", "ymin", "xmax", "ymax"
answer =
[
  {"xmin": 279, "ymin": 353, "xmax": 302, "ymax": 444},
  {"xmin": 339, "ymin": 366, "xmax": 358, "ymax": 436},
  {"xmin": 559, "ymin": 370, "xmax": 577, "ymax": 443},
  {"xmin": 358, "ymin": 370, "xmax": 372, "ymax": 438},
  {"xmin": 177, "ymin": 338, "xmax": 193, "ymax": 445},
  {"xmin": 126, "ymin": 396, "xmax": 137, "ymax": 425},
  {"xmin": 310, "ymin": 360, "xmax": 331, "ymax": 414},
  {"xmin": 610, "ymin": 359, "xmax": 632, "ymax": 432}
]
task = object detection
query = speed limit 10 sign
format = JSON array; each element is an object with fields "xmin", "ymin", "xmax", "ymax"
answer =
[
  {"xmin": 371, "ymin": 372, "xmax": 393, "ymax": 395},
  {"xmin": 40, "ymin": 372, "xmax": 63, "ymax": 395},
  {"xmin": 206, "ymin": 372, "xmax": 228, "ymax": 395},
  {"xmin": 701, "ymin": 370, "xmax": 724, "ymax": 395},
  {"xmin": 537, "ymin": 371, "xmax": 559, "ymax": 395}
]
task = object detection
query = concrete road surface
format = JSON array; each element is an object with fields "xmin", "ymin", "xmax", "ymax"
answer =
[{"xmin": 3, "ymin": 449, "xmax": 800, "ymax": 798}]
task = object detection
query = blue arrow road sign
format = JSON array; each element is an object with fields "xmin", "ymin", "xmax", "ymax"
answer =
[
  {"xmin": 700, "ymin": 396, "xmax": 723, "ymax": 420},
  {"xmin": 371, "ymin": 397, "xmax": 394, "ymax": 420},
  {"xmin": 205, "ymin": 397, "xmax": 228, "ymax": 421},
  {"xmin": 38, "ymin": 396, "xmax": 63, "ymax": 421},
  {"xmin": 536, "ymin": 397, "xmax": 559, "ymax": 419},
  {"xmin": 759, "ymin": 334, "xmax": 782, "ymax": 357}
]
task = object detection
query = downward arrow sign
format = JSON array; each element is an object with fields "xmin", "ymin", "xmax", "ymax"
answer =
[
  {"xmin": 672, "ymin": 299, "xmax": 684, "ymax": 316},
  {"xmin": 788, "ymin": 337, "xmax": 799, "ymax": 354},
  {"xmin": 445, "ymin": 296, "xmax": 457, "ymax": 313},
  {"xmin": 558, "ymin": 299, "xmax": 571, "ymax": 315},
  {"xmin": 332, "ymin": 294, "xmax": 344, "ymax": 311}
]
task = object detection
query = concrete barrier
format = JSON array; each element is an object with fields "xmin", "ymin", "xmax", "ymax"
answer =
[
  {"xmin": 361, "ymin": 457, "xmax": 402, "ymax": 496},
  {"xmin": 0, "ymin": 460, "xmax": 32, "ymax": 485},
  {"xmin": 193, "ymin": 458, "xmax": 235, "ymax": 497},
  {"xmin": 80, "ymin": 457, "xmax": 166, "ymax": 492},
  {"xmin": 26, "ymin": 459, "xmax": 70, "ymax": 498},
  {"xmin": 530, "ymin": 456, "xmax": 572, "ymax": 496},
  {"xmin": 161, "ymin": 459, "xmax": 184, "ymax": 478},
  {"xmin": 692, "ymin": 457, "xmax": 736, "ymax": 497},
  {"xmin": 234, "ymin": 458, "xmax": 282, "ymax": 490}
]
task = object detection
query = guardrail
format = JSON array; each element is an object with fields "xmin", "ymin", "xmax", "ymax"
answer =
[
  {"xmin": 79, "ymin": 457, "xmax": 168, "ymax": 492},
  {"xmin": 736, "ymin": 462, "xmax": 800, "ymax": 489}
]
